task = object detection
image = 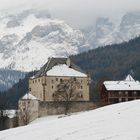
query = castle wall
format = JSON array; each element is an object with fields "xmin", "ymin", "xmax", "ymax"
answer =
[
  {"xmin": 38, "ymin": 101, "xmax": 97, "ymax": 117},
  {"xmin": 29, "ymin": 76, "xmax": 44, "ymax": 100},
  {"xmin": 29, "ymin": 76, "xmax": 90, "ymax": 102},
  {"xmin": 18, "ymin": 100, "xmax": 97, "ymax": 126}
]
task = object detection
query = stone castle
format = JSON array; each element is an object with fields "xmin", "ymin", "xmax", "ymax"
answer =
[
  {"xmin": 18, "ymin": 57, "xmax": 96, "ymax": 126},
  {"xmin": 29, "ymin": 57, "xmax": 90, "ymax": 101}
]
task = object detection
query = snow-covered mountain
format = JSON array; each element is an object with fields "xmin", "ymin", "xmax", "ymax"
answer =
[
  {"xmin": 1, "ymin": 10, "xmax": 140, "ymax": 72},
  {"xmin": 85, "ymin": 11, "xmax": 140, "ymax": 48},
  {"xmin": 0, "ymin": 9, "xmax": 89, "ymax": 72},
  {"xmin": 1, "ymin": 100, "xmax": 140, "ymax": 139}
]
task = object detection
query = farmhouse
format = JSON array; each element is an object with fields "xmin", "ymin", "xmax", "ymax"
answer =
[
  {"xmin": 29, "ymin": 57, "xmax": 91, "ymax": 101},
  {"xmin": 100, "ymin": 74, "xmax": 140, "ymax": 106}
]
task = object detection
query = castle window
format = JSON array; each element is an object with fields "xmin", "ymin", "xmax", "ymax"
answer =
[
  {"xmin": 87, "ymin": 80, "xmax": 89, "ymax": 85},
  {"xmin": 38, "ymin": 79, "xmax": 40, "ymax": 82},
  {"xmin": 29, "ymin": 88, "xmax": 31, "ymax": 91},
  {"xmin": 133, "ymin": 91, "xmax": 137, "ymax": 95},
  {"xmin": 81, "ymin": 94, "xmax": 83, "ymax": 98},
  {"xmin": 73, "ymin": 77, "xmax": 76, "ymax": 81},
  {"xmin": 52, "ymin": 86, "xmax": 54, "ymax": 89},
  {"xmin": 60, "ymin": 79, "xmax": 63, "ymax": 82},
  {"xmin": 33, "ymin": 80, "xmax": 34, "ymax": 84},
  {"xmin": 35, "ymin": 80, "xmax": 37, "ymax": 83},
  {"xmin": 81, "ymin": 80, "xmax": 83, "ymax": 83},
  {"xmin": 119, "ymin": 91, "xmax": 122, "ymax": 95},
  {"xmin": 81, "ymin": 86, "xmax": 83, "ymax": 89},
  {"xmin": 52, "ymin": 80, "xmax": 54, "ymax": 83},
  {"xmin": 56, "ymin": 78, "xmax": 58, "ymax": 81},
  {"xmin": 125, "ymin": 91, "xmax": 128, "ymax": 95}
]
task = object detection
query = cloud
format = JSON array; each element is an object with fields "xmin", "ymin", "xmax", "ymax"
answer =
[{"xmin": 0, "ymin": 0, "xmax": 140, "ymax": 28}]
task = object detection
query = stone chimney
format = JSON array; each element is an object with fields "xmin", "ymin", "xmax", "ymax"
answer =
[{"xmin": 66, "ymin": 58, "xmax": 71, "ymax": 67}]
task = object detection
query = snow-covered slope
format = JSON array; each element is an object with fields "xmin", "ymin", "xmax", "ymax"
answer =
[
  {"xmin": 0, "ymin": 9, "xmax": 89, "ymax": 72},
  {"xmin": 86, "ymin": 11, "xmax": 140, "ymax": 48},
  {"xmin": 1, "ymin": 100, "xmax": 140, "ymax": 140}
]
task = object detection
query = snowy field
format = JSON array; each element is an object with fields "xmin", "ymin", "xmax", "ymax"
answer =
[{"xmin": 1, "ymin": 100, "xmax": 140, "ymax": 140}]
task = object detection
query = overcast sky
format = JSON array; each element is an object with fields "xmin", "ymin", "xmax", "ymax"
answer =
[{"xmin": 0, "ymin": 0, "xmax": 140, "ymax": 28}]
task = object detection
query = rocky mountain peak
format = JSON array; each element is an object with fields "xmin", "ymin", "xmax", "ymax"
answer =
[{"xmin": 0, "ymin": 9, "xmax": 89, "ymax": 72}]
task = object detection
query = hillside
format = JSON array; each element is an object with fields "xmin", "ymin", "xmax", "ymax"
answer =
[
  {"xmin": 72, "ymin": 36, "xmax": 140, "ymax": 81},
  {"xmin": 0, "ymin": 100, "xmax": 140, "ymax": 139},
  {"xmin": 0, "ymin": 71, "xmax": 34, "ymax": 109},
  {"xmin": 71, "ymin": 36, "xmax": 140, "ymax": 99},
  {"xmin": 0, "ymin": 69, "xmax": 25, "ymax": 91}
]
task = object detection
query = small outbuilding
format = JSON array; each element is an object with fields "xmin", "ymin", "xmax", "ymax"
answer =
[
  {"xmin": 18, "ymin": 93, "xmax": 39, "ymax": 126},
  {"xmin": 100, "ymin": 74, "xmax": 140, "ymax": 106}
]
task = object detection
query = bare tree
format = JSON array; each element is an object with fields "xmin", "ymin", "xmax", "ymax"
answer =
[{"xmin": 53, "ymin": 78, "xmax": 83, "ymax": 114}]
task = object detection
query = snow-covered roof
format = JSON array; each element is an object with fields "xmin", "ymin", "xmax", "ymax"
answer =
[
  {"xmin": 33, "ymin": 57, "xmax": 87, "ymax": 78},
  {"xmin": 46, "ymin": 64, "xmax": 87, "ymax": 77},
  {"xmin": 104, "ymin": 75, "xmax": 140, "ymax": 91},
  {"xmin": 22, "ymin": 93, "xmax": 37, "ymax": 100},
  {"xmin": 125, "ymin": 74, "xmax": 135, "ymax": 81}
]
